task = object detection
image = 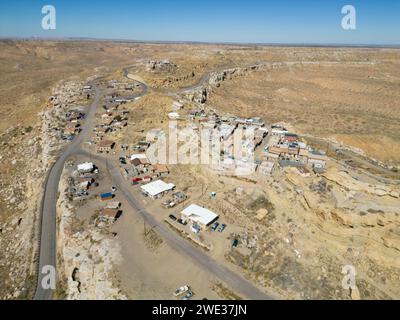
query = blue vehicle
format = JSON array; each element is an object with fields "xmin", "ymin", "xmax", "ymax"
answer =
[
  {"xmin": 218, "ymin": 224, "xmax": 227, "ymax": 233},
  {"xmin": 210, "ymin": 222, "xmax": 219, "ymax": 232},
  {"xmin": 181, "ymin": 291, "xmax": 193, "ymax": 300}
]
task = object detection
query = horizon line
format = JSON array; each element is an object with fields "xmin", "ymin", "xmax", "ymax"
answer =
[{"xmin": 1, "ymin": 36, "xmax": 400, "ymax": 49}]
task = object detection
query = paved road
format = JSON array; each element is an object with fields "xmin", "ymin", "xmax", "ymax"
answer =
[
  {"xmin": 34, "ymin": 70, "xmax": 275, "ymax": 300},
  {"xmin": 79, "ymin": 150, "xmax": 274, "ymax": 300},
  {"xmin": 33, "ymin": 86, "xmax": 102, "ymax": 300}
]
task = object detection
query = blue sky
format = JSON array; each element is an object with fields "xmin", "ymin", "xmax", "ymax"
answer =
[{"xmin": 0, "ymin": 0, "xmax": 399, "ymax": 44}]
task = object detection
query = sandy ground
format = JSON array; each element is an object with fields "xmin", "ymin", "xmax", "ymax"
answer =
[{"xmin": 65, "ymin": 155, "xmax": 228, "ymax": 300}]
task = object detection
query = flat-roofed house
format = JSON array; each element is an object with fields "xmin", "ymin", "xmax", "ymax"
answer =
[
  {"xmin": 106, "ymin": 202, "xmax": 121, "ymax": 210},
  {"xmin": 181, "ymin": 204, "xmax": 219, "ymax": 229},
  {"xmin": 308, "ymin": 152, "xmax": 328, "ymax": 166},
  {"xmin": 131, "ymin": 154, "xmax": 150, "ymax": 168},
  {"xmin": 268, "ymin": 146, "xmax": 289, "ymax": 156},
  {"xmin": 140, "ymin": 180, "xmax": 176, "ymax": 199},
  {"xmin": 152, "ymin": 164, "xmax": 170, "ymax": 177},
  {"xmin": 94, "ymin": 127, "xmax": 110, "ymax": 135},
  {"xmin": 77, "ymin": 162, "xmax": 95, "ymax": 174},
  {"xmin": 97, "ymin": 140, "xmax": 115, "ymax": 153},
  {"xmin": 64, "ymin": 123, "xmax": 80, "ymax": 136},
  {"xmin": 298, "ymin": 149, "xmax": 309, "ymax": 158},
  {"xmin": 100, "ymin": 208, "xmax": 120, "ymax": 221}
]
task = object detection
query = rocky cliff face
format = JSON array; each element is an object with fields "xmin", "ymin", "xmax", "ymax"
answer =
[
  {"xmin": 57, "ymin": 170, "xmax": 126, "ymax": 300},
  {"xmin": 0, "ymin": 80, "xmax": 90, "ymax": 299},
  {"xmin": 183, "ymin": 65, "xmax": 262, "ymax": 104}
]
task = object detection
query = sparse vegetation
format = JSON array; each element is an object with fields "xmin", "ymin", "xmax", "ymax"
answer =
[
  {"xmin": 248, "ymin": 196, "xmax": 274, "ymax": 212},
  {"xmin": 212, "ymin": 282, "xmax": 243, "ymax": 300}
]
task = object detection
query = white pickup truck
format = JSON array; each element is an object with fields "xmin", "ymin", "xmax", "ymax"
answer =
[{"xmin": 174, "ymin": 285, "xmax": 189, "ymax": 297}]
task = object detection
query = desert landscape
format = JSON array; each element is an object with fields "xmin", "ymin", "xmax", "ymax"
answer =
[{"xmin": 0, "ymin": 40, "xmax": 399, "ymax": 300}]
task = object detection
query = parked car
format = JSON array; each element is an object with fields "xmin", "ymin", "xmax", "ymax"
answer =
[
  {"xmin": 162, "ymin": 200, "xmax": 176, "ymax": 209},
  {"xmin": 169, "ymin": 214, "xmax": 177, "ymax": 221},
  {"xmin": 119, "ymin": 157, "xmax": 126, "ymax": 165},
  {"xmin": 218, "ymin": 224, "xmax": 227, "ymax": 233},
  {"xmin": 181, "ymin": 290, "xmax": 193, "ymax": 300},
  {"xmin": 177, "ymin": 219, "xmax": 187, "ymax": 226},
  {"xmin": 174, "ymin": 285, "xmax": 189, "ymax": 297},
  {"xmin": 210, "ymin": 222, "xmax": 219, "ymax": 232}
]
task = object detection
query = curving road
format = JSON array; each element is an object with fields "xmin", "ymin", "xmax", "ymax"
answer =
[
  {"xmin": 34, "ymin": 69, "xmax": 275, "ymax": 300},
  {"xmin": 33, "ymin": 85, "xmax": 102, "ymax": 300}
]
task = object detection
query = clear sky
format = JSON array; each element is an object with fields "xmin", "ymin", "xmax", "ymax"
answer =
[{"xmin": 0, "ymin": 0, "xmax": 399, "ymax": 45}]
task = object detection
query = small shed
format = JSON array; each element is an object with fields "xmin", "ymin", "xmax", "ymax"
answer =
[{"xmin": 100, "ymin": 193, "xmax": 114, "ymax": 201}]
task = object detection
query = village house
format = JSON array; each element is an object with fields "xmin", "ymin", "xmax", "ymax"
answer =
[
  {"xmin": 271, "ymin": 125, "xmax": 289, "ymax": 136},
  {"xmin": 66, "ymin": 110, "xmax": 85, "ymax": 121},
  {"xmin": 100, "ymin": 208, "xmax": 120, "ymax": 222},
  {"xmin": 132, "ymin": 157, "xmax": 150, "ymax": 170},
  {"xmin": 288, "ymin": 144, "xmax": 300, "ymax": 155},
  {"xmin": 308, "ymin": 151, "xmax": 328, "ymax": 166},
  {"xmin": 181, "ymin": 204, "xmax": 219, "ymax": 230},
  {"xmin": 234, "ymin": 117, "xmax": 265, "ymax": 127},
  {"xmin": 137, "ymin": 141, "xmax": 151, "ymax": 150},
  {"xmin": 279, "ymin": 159, "xmax": 306, "ymax": 168},
  {"xmin": 264, "ymin": 152, "xmax": 280, "ymax": 161},
  {"xmin": 152, "ymin": 164, "xmax": 170, "ymax": 177},
  {"xmin": 112, "ymin": 121, "xmax": 128, "ymax": 129},
  {"xmin": 298, "ymin": 148, "xmax": 310, "ymax": 158},
  {"xmin": 94, "ymin": 126, "xmax": 110, "ymax": 135},
  {"xmin": 63, "ymin": 126, "xmax": 78, "ymax": 136},
  {"xmin": 172, "ymin": 101, "xmax": 184, "ymax": 111},
  {"xmin": 107, "ymin": 202, "xmax": 121, "ymax": 210},
  {"xmin": 97, "ymin": 140, "xmax": 115, "ymax": 153},
  {"xmin": 282, "ymin": 133, "xmax": 299, "ymax": 143},
  {"xmin": 268, "ymin": 146, "xmax": 289, "ymax": 156},
  {"xmin": 102, "ymin": 117, "xmax": 114, "ymax": 127},
  {"xmin": 77, "ymin": 162, "xmax": 95, "ymax": 174},
  {"xmin": 131, "ymin": 154, "xmax": 150, "ymax": 168},
  {"xmin": 75, "ymin": 177, "xmax": 95, "ymax": 190},
  {"xmin": 140, "ymin": 180, "xmax": 176, "ymax": 199}
]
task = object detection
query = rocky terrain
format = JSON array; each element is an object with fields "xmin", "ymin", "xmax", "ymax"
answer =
[
  {"xmin": 1, "ymin": 41, "xmax": 399, "ymax": 300},
  {"xmin": 0, "ymin": 78, "xmax": 92, "ymax": 299},
  {"xmin": 56, "ymin": 170, "xmax": 126, "ymax": 300}
]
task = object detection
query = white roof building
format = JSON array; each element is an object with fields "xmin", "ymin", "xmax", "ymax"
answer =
[
  {"xmin": 77, "ymin": 162, "xmax": 94, "ymax": 173},
  {"xmin": 168, "ymin": 112, "xmax": 180, "ymax": 120},
  {"xmin": 172, "ymin": 101, "xmax": 184, "ymax": 111},
  {"xmin": 271, "ymin": 128, "xmax": 289, "ymax": 136},
  {"xmin": 141, "ymin": 180, "xmax": 175, "ymax": 198},
  {"xmin": 181, "ymin": 204, "xmax": 219, "ymax": 228},
  {"xmin": 130, "ymin": 154, "xmax": 149, "ymax": 161}
]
